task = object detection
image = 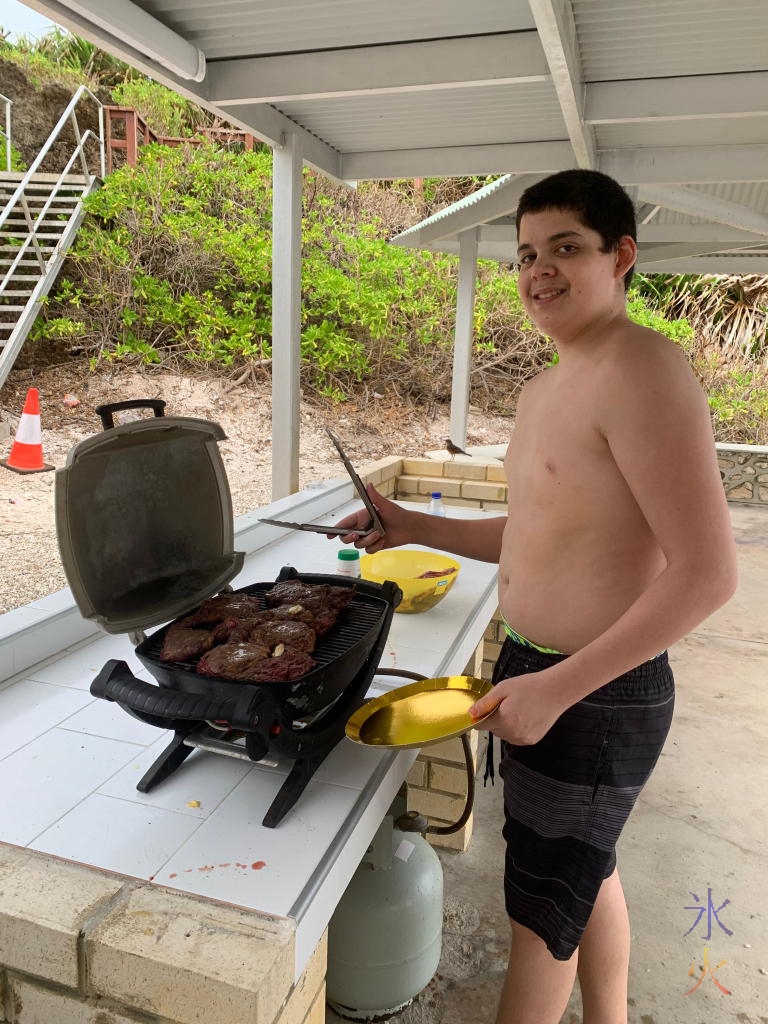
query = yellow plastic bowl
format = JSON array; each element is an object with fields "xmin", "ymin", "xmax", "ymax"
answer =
[{"xmin": 360, "ymin": 549, "xmax": 461, "ymax": 614}]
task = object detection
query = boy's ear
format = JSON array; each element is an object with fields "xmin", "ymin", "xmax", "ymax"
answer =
[{"xmin": 614, "ymin": 235, "xmax": 637, "ymax": 281}]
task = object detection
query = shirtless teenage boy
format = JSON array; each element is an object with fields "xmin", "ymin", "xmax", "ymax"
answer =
[{"xmin": 333, "ymin": 170, "xmax": 737, "ymax": 1024}]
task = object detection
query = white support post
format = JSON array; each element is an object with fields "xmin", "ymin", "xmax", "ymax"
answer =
[
  {"xmin": 271, "ymin": 132, "xmax": 303, "ymax": 499},
  {"xmin": 449, "ymin": 229, "xmax": 478, "ymax": 449}
]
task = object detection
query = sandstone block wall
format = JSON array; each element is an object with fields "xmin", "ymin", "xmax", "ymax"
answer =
[{"xmin": 0, "ymin": 845, "xmax": 325, "ymax": 1024}]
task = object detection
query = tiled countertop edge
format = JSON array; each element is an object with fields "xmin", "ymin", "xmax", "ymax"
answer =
[{"xmin": 0, "ymin": 477, "xmax": 354, "ymax": 685}]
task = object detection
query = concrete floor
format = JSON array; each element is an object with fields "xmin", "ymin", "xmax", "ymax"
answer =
[{"xmin": 327, "ymin": 503, "xmax": 768, "ymax": 1024}]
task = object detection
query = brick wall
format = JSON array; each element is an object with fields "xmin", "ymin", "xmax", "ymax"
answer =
[{"xmin": 0, "ymin": 845, "xmax": 324, "ymax": 1024}]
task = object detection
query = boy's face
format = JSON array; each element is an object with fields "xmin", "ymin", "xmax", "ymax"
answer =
[{"xmin": 516, "ymin": 207, "xmax": 634, "ymax": 341}]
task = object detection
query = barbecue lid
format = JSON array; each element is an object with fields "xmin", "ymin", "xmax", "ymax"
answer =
[{"xmin": 55, "ymin": 399, "xmax": 245, "ymax": 634}]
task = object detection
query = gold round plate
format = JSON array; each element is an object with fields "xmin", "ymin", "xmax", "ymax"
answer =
[{"xmin": 346, "ymin": 676, "xmax": 495, "ymax": 750}]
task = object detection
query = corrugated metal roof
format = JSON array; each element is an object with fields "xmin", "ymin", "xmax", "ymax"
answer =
[
  {"xmin": 25, "ymin": 0, "xmax": 768, "ymax": 251},
  {"xmin": 573, "ymin": 0, "xmax": 768, "ymax": 81},
  {"xmin": 151, "ymin": 0, "xmax": 534, "ymax": 59},
  {"xmin": 277, "ymin": 83, "xmax": 565, "ymax": 153},
  {"xmin": 393, "ymin": 175, "xmax": 514, "ymax": 241}
]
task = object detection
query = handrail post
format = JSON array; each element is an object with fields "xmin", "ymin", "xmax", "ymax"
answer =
[
  {"xmin": 0, "ymin": 93, "xmax": 12, "ymax": 172},
  {"xmin": 98, "ymin": 103, "xmax": 106, "ymax": 179}
]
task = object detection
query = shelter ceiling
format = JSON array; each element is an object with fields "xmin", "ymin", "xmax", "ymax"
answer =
[{"xmin": 21, "ymin": 0, "xmax": 768, "ymax": 271}]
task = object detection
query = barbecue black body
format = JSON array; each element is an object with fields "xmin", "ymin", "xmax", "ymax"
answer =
[{"xmin": 90, "ymin": 568, "xmax": 401, "ymax": 827}]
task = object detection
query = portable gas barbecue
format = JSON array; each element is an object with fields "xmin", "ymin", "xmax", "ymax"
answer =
[{"xmin": 55, "ymin": 400, "xmax": 401, "ymax": 827}]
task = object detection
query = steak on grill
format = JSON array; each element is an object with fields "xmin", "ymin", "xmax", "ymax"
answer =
[
  {"xmin": 182, "ymin": 593, "xmax": 262, "ymax": 626},
  {"xmin": 228, "ymin": 619, "xmax": 316, "ymax": 652},
  {"xmin": 265, "ymin": 581, "xmax": 355, "ymax": 612},
  {"xmin": 160, "ymin": 625, "xmax": 215, "ymax": 662},
  {"xmin": 196, "ymin": 641, "xmax": 316, "ymax": 682},
  {"xmin": 197, "ymin": 640, "xmax": 271, "ymax": 678}
]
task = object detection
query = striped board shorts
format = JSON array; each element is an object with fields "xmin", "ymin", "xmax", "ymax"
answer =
[{"xmin": 492, "ymin": 636, "xmax": 675, "ymax": 961}]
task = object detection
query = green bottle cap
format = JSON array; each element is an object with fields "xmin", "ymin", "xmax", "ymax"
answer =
[{"xmin": 338, "ymin": 549, "xmax": 360, "ymax": 561}]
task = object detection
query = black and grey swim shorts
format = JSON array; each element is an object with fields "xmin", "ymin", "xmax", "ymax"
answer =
[{"xmin": 492, "ymin": 636, "xmax": 675, "ymax": 960}]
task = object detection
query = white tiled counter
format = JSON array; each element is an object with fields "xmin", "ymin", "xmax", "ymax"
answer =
[{"xmin": 0, "ymin": 477, "xmax": 498, "ymax": 1022}]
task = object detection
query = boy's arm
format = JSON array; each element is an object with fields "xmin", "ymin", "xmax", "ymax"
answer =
[
  {"xmin": 332, "ymin": 482, "xmax": 507, "ymax": 564},
  {"xmin": 552, "ymin": 338, "xmax": 736, "ymax": 703},
  {"xmin": 471, "ymin": 335, "xmax": 737, "ymax": 736}
]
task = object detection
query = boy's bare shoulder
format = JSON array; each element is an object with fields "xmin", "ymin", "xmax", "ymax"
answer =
[
  {"xmin": 517, "ymin": 365, "xmax": 557, "ymax": 405},
  {"xmin": 603, "ymin": 322, "xmax": 696, "ymax": 389}
]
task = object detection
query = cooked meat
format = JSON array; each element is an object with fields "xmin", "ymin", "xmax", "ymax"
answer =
[
  {"xmin": 182, "ymin": 593, "xmax": 262, "ymax": 627},
  {"xmin": 211, "ymin": 611, "xmax": 274, "ymax": 643},
  {"xmin": 259, "ymin": 602, "xmax": 338, "ymax": 635},
  {"xmin": 247, "ymin": 618, "xmax": 317, "ymax": 651},
  {"xmin": 160, "ymin": 625, "xmax": 215, "ymax": 663},
  {"xmin": 211, "ymin": 603, "xmax": 338, "ymax": 644},
  {"xmin": 265, "ymin": 581, "xmax": 355, "ymax": 612},
  {"xmin": 196, "ymin": 641, "xmax": 316, "ymax": 682},
  {"xmin": 248, "ymin": 648, "xmax": 317, "ymax": 682},
  {"xmin": 197, "ymin": 641, "xmax": 272, "ymax": 679}
]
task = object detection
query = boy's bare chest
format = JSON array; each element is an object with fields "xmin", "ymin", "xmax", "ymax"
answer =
[{"xmin": 506, "ymin": 385, "xmax": 612, "ymax": 502}]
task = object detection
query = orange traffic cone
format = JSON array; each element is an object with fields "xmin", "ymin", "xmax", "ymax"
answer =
[{"xmin": 1, "ymin": 388, "xmax": 54, "ymax": 474}]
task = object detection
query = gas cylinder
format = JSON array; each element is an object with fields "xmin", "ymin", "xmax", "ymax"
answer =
[{"xmin": 326, "ymin": 811, "xmax": 443, "ymax": 1020}]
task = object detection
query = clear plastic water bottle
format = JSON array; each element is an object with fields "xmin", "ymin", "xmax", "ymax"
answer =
[
  {"xmin": 427, "ymin": 492, "xmax": 446, "ymax": 516},
  {"xmin": 337, "ymin": 548, "xmax": 361, "ymax": 577}
]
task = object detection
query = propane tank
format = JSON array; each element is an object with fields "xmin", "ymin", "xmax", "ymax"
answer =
[{"xmin": 326, "ymin": 811, "xmax": 443, "ymax": 1020}]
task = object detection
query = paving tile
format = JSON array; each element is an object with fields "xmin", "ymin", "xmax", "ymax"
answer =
[
  {"xmin": 25, "ymin": 632, "xmax": 144, "ymax": 690},
  {"xmin": 0, "ymin": 728, "xmax": 143, "ymax": 846},
  {"xmin": 154, "ymin": 771, "xmax": 361, "ymax": 916},
  {"xmin": 33, "ymin": 793, "xmax": 202, "ymax": 880},
  {"xmin": 58, "ymin": 696, "xmax": 164, "ymax": 746},
  {"xmin": 0, "ymin": 678, "xmax": 93, "ymax": 761},
  {"xmin": 97, "ymin": 733, "xmax": 255, "ymax": 818}
]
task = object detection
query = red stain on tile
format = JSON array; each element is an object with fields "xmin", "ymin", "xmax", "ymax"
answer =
[
  {"xmin": 236, "ymin": 862, "xmax": 248, "ymax": 869},
  {"xmin": 198, "ymin": 864, "xmax": 215, "ymax": 872},
  {"xmin": 251, "ymin": 861, "xmax": 266, "ymax": 870},
  {"xmin": 218, "ymin": 863, "xmax": 231, "ymax": 868},
  {"xmin": 169, "ymin": 873, "xmax": 178, "ymax": 879}
]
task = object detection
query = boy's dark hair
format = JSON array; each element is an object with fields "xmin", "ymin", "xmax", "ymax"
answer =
[{"xmin": 515, "ymin": 170, "xmax": 637, "ymax": 291}]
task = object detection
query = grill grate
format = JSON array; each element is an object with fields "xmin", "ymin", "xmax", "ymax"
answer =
[
  {"xmin": 142, "ymin": 585, "xmax": 384, "ymax": 675},
  {"xmin": 136, "ymin": 576, "xmax": 393, "ymax": 714}
]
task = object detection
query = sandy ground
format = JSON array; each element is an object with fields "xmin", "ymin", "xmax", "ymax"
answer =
[{"xmin": 0, "ymin": 361, "xmax": 515, "ymax": 615}]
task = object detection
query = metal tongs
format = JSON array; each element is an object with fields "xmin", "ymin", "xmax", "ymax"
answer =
[{"xmin": 260, "ymin": 429, "xmax": 386, "ymax": 537}]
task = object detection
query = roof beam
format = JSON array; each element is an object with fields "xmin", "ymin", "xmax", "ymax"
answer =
[
  {"xmin": 527, "ymin": 0, "xmax": 595, "ymax": 168},
  {"xmin": 638, "ymin": 257, "xmax": 768, "ymax": 275},
  {"xmin": 637, "ymin": 184, "xmax": 768, "ymax": 237},
  {"xmin": 342, "ymin": 141, "xmax": 574, "ymax": 181},
  {"xmin": 600, "ymin": 145, "xmax": 768, "ymax": 185},
  {"xmin": 207, "ymin": 33, "xmax": 549, "ymax": 105},
  {"xmin": 20, "ymin": 0, "xmax": 344, "ymax": 179},
  {"xmin": 586, "ymin": 72, "xmax": 768, "ymax": 124},
  {"xmin": 217, "ymin": 104, "xmax": 342, "ymax": 179},
  {"xmin": 636, "ymin": 241, "xmax": 758, "ymax": 264},
  {"xmin": 469, "ymin": 223, "xmax": 767, "ymax": 245}
]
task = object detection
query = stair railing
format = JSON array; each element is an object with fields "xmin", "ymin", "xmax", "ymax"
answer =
[
  {"xmin": 0, "ymin": 85, "xmax": 104, "ymax": 294},
  {"xmin": 0, "ymin": 93, "xmax": 11, "ymax": 172}
]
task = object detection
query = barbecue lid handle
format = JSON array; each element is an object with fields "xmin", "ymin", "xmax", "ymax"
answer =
[{"xmin": 95, "ymin": 399, "xmax": 167, "ymax": 431}]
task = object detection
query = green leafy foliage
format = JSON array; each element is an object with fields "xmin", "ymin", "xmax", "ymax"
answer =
[
  {"xmin": 32, "ymin": 144, "xmax": 541, "ymax": 403},
  {"xmin": 110, "ymin": 80, "xmax": 208, "ymax": 138}
]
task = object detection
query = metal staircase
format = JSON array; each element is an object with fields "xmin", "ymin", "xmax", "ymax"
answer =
[{"xmin": 0, "ymin": 86, "xmax": 105, "ymax": 390}]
